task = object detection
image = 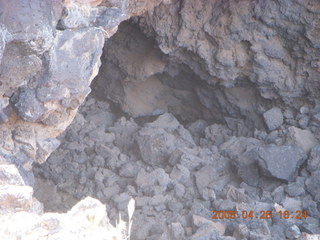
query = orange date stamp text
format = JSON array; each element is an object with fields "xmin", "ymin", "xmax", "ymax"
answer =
[{"xmin": 212, "ymin": 210, "xmax": 308, "ymax": 220}]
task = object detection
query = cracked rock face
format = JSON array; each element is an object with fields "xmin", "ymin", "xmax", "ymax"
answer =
[
  {"xmin": 0, "ymin": 0, "xmax": 166, "ymax": 179},
  {"xmin": 1, "ymin": 0, "xmax": 320, "ymax": 239}
]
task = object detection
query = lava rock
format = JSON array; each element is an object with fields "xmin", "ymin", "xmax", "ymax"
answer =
[
  {"xmin": 136, "ymin": 127, "xmax": 176, "ymax": 166},
  {"xmin": 307, "ymin": 145, "xmax": 320, "ymax": 172},
  {"xmin": 285, "ymin": 178, "xmax": 305, "ymax": 197},
  {"xmin": 284, "ymin": 109, "xmax": 294, "ymax": 119},
  {"xmin": 298, "ymin": 116, "xmax": 310, "ymax": 129},
  {"xmin": 169, "ymin": 222, "xmax": 185, "ymax": 239},
  {"xmin": 263, "ymin": 107, "xmax": 283, "ymax": 131},
  {"xmin": 285, "ymin": 225, "xmax": 301, "ymax": 239},
  {"xmin": 305, "ymin": 170, "xmax": 320, "ymax": 201},
  {"xmin": 312, "ymin": 112, "xmax": 320, "ymax": 124},
  {"xmin": 254, "ymin": 145, "xmax": 307, "ymax": 181},
  {"xmin": 286, "ymin": 126, "xmax": 318, "ymax": 153},
  {"xmin": 299, "ymin": 106, "xmax": 309, "ymax": 115}
]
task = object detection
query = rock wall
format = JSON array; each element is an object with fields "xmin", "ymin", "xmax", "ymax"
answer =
[
  {"xmin": 34, "ymin": 0, "xmax": 320, "ymax": 238},
  {"xmin": 0, "ymin": 0, "xmax": 166, "ymax": 183},
  {"xmin": 92, "ymin": 0, "xmax": 320, "ymax": 137},
  {"xmin": 133, "ymin": 0, "xmax": 320, "ymax": 131},
  {"xmin": 1, "ymin": 0, "xmax": 320, "ymax": 239}
]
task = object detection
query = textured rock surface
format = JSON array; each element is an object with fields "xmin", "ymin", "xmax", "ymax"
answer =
[
  {"xmin": 34, "ymin": 93, "xmax": 320, "ymax": 239},
  {"xmin": 1, "ymin": 0, "xmax": 320, "ymax": 239},
  {"xmin": 0, "ymin": 0, "xmax": 168, "ymax": 175},
  {"xmin": 255, "ymin": 145, "xmax": 307, "ymax": 181}
]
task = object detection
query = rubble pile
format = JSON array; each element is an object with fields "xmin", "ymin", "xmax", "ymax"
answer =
[
  {"xmin": 0, "ymin": 0, "xmax": 320, "ymax": 239},
  {"xmin": 34, "ymin": 94, "xmax": 320, "ymax": 239}
]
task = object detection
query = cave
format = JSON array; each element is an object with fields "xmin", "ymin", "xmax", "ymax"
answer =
[{"xmin": 1, "ymin": 0, "xmax": 320, "ymax": 239}]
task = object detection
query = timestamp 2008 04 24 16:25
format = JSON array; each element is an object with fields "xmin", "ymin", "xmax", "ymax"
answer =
[{"xmin": 212, "ymin": 210, "xmax": 308, "ymax": 220}]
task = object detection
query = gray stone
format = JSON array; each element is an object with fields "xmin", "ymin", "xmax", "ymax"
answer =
[
  {"xmin": 299, "ymin": 106, "xmax": 309, "ymax": 115},
  {"xmin": 225, "ymin": 185, "xmax": 252, "ymax": 203},
  {"xmin": 255, "ymin": 145, "xmax": 307, "ymax": 181},
  {"xmin": 300, "ymin": 217, "xmax": 320, "ymax": 234},
  {"xmin": 272, "ymin": 186, "xmax": 285, "ymax": 203},
  {"xmin": 169, "ymin": 222, "xmax": 185, "ymax": 239},
  {"xmin": 282, "ymin": 197, "xmax": 302, "ymax": 213},
  {"xmin": 312, "ymin": 112, "xmax": 320, "ymax": 124},
  {"xmin": 136, "ymin": 128, "xmax": 176, "ymax": 166},
  {"xmin": 284, "ymin": 109, "xmax": 294, "ymax": 119},
  {"xmin": 15, "ymin": 89, "xmax": 45, "ymax": 122},
  {"xmin": 302, "ymin": 197, "xmax": 319, "ymax": 218},
  {"xmin": 265, "ymin": 130, "xmax": 279, "ymax": 144},
  {"xmin": 285, "ymin": 225, "xmax": 301, "ymax": 239},
  {"xmin": 298, "ymin": 116, "xmax": 310, "ymax": 129},
  {"xmin": 119, "ymin": 162, "xmax": 139, "ymax": 178},
  {"xmin": 239, "ymin": 182, "xmax": 259, "ymax": 200},
  {"xmin": 192, "ymin": 215, "xmax": 226, "ymax": 236},
  {"xmin": 135, "ymin": 168, "xmax": 170, "ymax": 195},
  {"xmin": 286, "ymin": 182, "xmax": 305, "ymax": 197},
  {"xmin": 167, "ymin": 201, "xmax": 183, "ymax": 213},
  {"xmin": 286, "ymin": 127, "xmax": 318, "ymax": 153},
  {"xmin": 187, "ymin": 120, "xmax": 208, "ymax": 143},
  {"xmin": 263, "ymin": 108, "xmax": 283, "ymax": 131},
  {"xmin": 145, "ymin": 113, "xmax": 180, "ymax": 131},
  {"xmin": 170, "ymin": 164, "xmax": 190, "ymax": 185},
  {"xmin": 307, "ymin": 145, "xmax": 320, "ymax": 172},
  {"xmin": 305, "ymin": 170, "xmax": 320, "ymax": 201}
]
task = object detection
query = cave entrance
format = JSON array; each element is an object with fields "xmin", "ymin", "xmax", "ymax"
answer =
[
  {"xmin": 32, "ymin": 19, "xmax": 270, "ymax": 232},
  {"xmin": 33, "ymin": 20, "xmax": 270, "ymax": 212}
]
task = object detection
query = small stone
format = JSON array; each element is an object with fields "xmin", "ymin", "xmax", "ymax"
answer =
[
  {"xmin": 94, "ymin": 169, "xmax": 104, "ymax": 183},
  {"xmin": 263, "ymin": 107, "xmax": 283, "ymax": 131},
  {"xmin": 112, "ymin": 192, "xmax": 130, "ymax": 211},
  {"xmin": 167, "ymin": 201, "xmax": 183, "ymax": 213},
  {"xmin": 239, "ymin": 182, "xmax": 259, "ymax": 200},
  {"xmin": 300, "ymin": 217, "xmax": 320, "ymax": 234},
  {"xmin": 169, "ymin": 222, "xmax": 185, "ymax": 239},
  {"xmin": 285, "ymin": 225, "xmax": 301, "ymax": 239},
  {"xmin": 265, "ymin": 130, "xmax": 279, "ymax": 144},
  {"xmin": 135, "ymin": 168, "xmax": 170, "ymax": 189},
  {"xmin": 305, "ymin": 170, "xmax": 320, "ymax": 201},
  {"xmin": 119, "ymin": 162, "xmax": 139, "ymax": 177},
  {"xmin": 302, "ymin": 197, "xmax": 319, "ymax": 218},
  {"xmin": 187, "ymin": 120, "xmax": 208, "ymax": 135},
  {"xmin": 282, "ymin": 197, "xmax": 302, "ymax": 212},
  {"xmin": 170, "ymin": 164, "xmax": 190, "ymax": 185},
  {"xmin": 307, "ymin": 145, "xmax": 320, "ymax": 172},
  {"xmin": 284, "ymin": 109, "xmax": 294, "ymax": 119},
  {"xmin": 298, "ymin": 116, "xmax": 309, "ymax": 129},
  {"xmin": 146, "ymin": 113, "xmax": 180, "ymax": 130},
  {"xmin": 233, "ymin": 223, "xmax": 249, "ymax": 239},
  {"xmin": 287, "ymin": 127, "xmax": 318, "ymax": 153},
  {"xmin": 260, "ymin": 190, "xmax": 273, "ymax": 202},
  {"xmin": 271, "ymin": 186, "xmax": 285, "ymax": 203},
  {"xmin": 255, "ymin": 145, "xmax": 307, "ymax": 181},
  {"xmin": 225, "ymin": 185, "xmax": 252, "ymax": 203},
  {"xmin": 192, "ymin": 215, "xmax": 226, "ymax": 236},
  {"xmin": 300, "ymin": 106, "xmax": 309, "ymax": 115},
  {"xmin": 312, "ymin": 112, "xmax": 320, "ymax": 124},
  {"xmin": 136, "ymin": 128, "xmax": 176, "ymax": 166},
  {"xmin": 285, "ymin": 118, "xmax": 297, "ymax": 126},
  {"xmin": 218, "ymin": 199, "xmax": 236, "ymax": 211},
  {"xmin": 286, "ymin": 182, "xmax": 305, "ymax": 197},
  {"xmin": 173, "ymin": 183, "xmax": 185, "ymax": 199},
  {"xmin": 254, "ymin": 129, "xmax": 267, "ymax": 140}
]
